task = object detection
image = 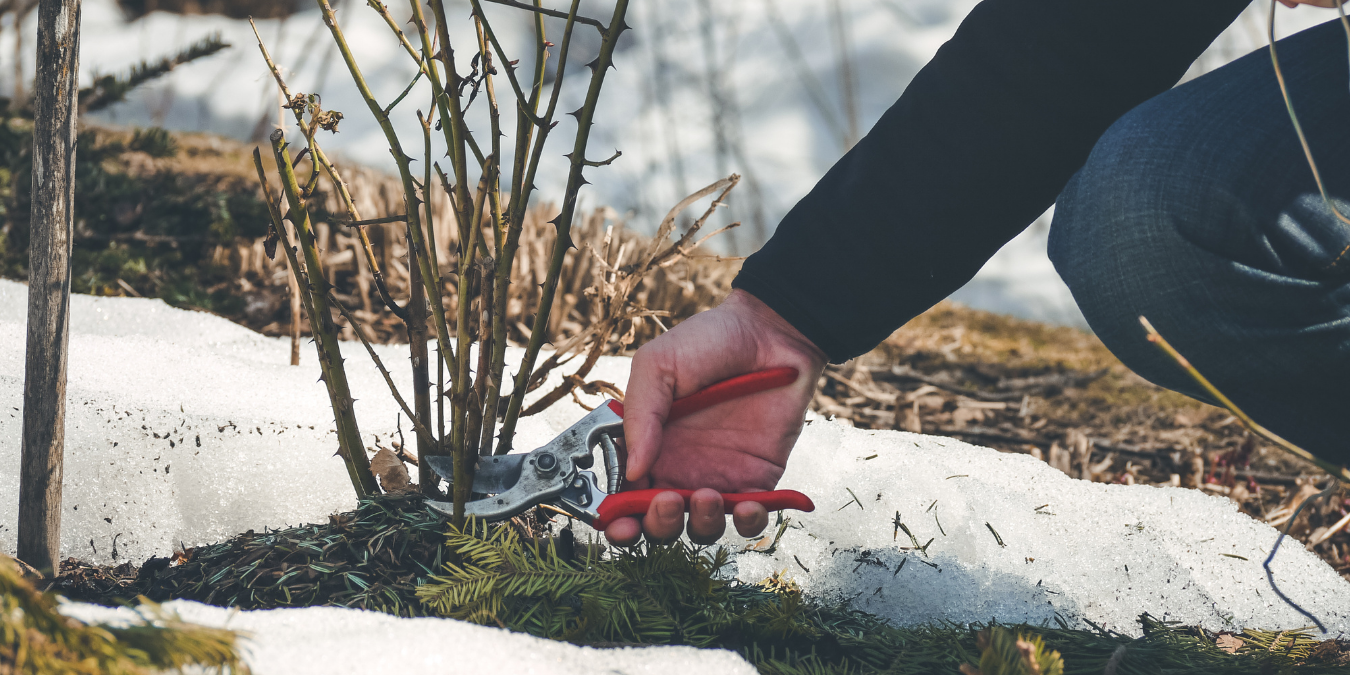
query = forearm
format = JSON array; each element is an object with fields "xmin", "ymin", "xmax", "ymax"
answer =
[{"xmin": 735, "ymin": 0, "xmax": 1249, "ymax": 362}]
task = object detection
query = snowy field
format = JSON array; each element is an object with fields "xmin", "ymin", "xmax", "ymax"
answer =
[{"xmin": 4, "ymin": 281, "xmax": 1350, "ymax": 657}]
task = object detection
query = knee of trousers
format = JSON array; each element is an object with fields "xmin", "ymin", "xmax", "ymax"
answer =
[
  {"xmin": 1049, "ymin": 123, "xmax": 1350, "ymax": 460},
  {"xmin": 1048, "ymin": 135, "xmax": 1226, "ymax": 406}
]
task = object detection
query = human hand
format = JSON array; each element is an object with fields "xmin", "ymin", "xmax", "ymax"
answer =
[{"xmin": 604, "ymin": 289, "xmax": 828, "ymax": 546}]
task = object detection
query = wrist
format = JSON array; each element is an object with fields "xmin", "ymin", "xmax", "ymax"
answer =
[{"xmin": 724, "ymin": 289, "xmax": 829, "ymax": 366}]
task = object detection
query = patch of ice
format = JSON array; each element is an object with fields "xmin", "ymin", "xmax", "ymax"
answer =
[
  {"xmin": 4, "ymin": 281, "xmax": 1349, "ymax": 638},
  {"xmin": 59, "ymin": 600, "xmax": 758, "ymax": 675}
]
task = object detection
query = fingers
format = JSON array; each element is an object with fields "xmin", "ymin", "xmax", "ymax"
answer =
[
  {"xmin": 641, "ymin": 490, "xmax": 686, "ymax": 543},
  {"xmin": 622, "ymin": 349, "xmax": 676, "ymax": 484},
  {"xmin": 733, "ymin": 500, "xmax": 769, "ymax": 537},
  {"xmin": 603, "ymin": 516, "xmax": 643, "ymax": 546},
  {"xmin": 606, "ymin": 491, "xmax": 770, "ymax": 547},
  {"xmin": 686, "ymin": 489, "xmax": 727, "ymax": 544}
]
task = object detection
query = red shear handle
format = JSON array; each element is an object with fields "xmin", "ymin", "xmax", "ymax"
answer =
[
  {"xmin": 606, "ymin": 367, "xmax": 799, "ymax": 421},
  {"xmin": 591, "ymin": 489, "xmax": 815, "ymax": 530}
]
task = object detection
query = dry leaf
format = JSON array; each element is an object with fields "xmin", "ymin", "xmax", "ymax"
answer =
[
  {"xmin": 1216, "ymin": 633, "xmax": 1244, "ymax": 654},
  {"xmin": 1016, "ymin": 639, "xmax": 1043, "ymax": 675},
  {"xmin": 1174, "ymin": 410, "xmax": 1205, "ymax": 427},
  {"xmin": 952, "ymin": 407, "xmax": 985, "ymax": 427},
  {"xmin": 370, "ymin": 447, "xmax": 412, "ymax": 493},
  {"xmin": 899, "ymin": 403, "xmax": 923, "ymax": 434}
]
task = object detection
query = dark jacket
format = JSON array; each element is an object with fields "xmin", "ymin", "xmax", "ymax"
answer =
[{"xmin": 732, "ymin": 0, "xmax": 1251, "ymax": 362}]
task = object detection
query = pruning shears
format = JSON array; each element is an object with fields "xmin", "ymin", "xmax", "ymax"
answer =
[{"xmin": 425, "ymin": 367, "xmax": 816, "ymax": 529}]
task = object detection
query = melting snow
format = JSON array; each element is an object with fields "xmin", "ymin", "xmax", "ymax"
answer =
[
  {"xmin": 3, "ymin": 280, "xmax": 1349, "ymax": 646},
  {"xmin": 60, "ymin": 600, "xmax": 758, "ymax": 675}
]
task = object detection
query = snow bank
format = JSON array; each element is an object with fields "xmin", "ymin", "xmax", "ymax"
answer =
[
  {"xmin": 730, "ymin": 423, "xmax": 1350, "ymax": 635},
  {"xmin": 4, "ymin": 282, "xmax": 1349, "ymax": 638},
  {"xmin": 60, "ymin": 600, "xmax": 758, "ymax": 675},
  {"xmin": 0, "ymin": 279, "xmax": 570, "ymax": 565}
]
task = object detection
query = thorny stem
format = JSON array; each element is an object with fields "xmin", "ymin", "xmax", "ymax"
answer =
[
  {"xmin": 249, "ymin": 17, "xmax": 407, "ymax": 320},
  {"xmin": 473, "ymin": 12, "xmax": 506, "ymax": 255},
  {"xmin": 481, "ymin": 0, "xmax": 606, "ymax": 31},
  {"xmin": 417, "ymin": 112, "xmax": 438, "ymax": 277},
  {"xmin": 448, "ymin": 169, "xmax": 487, "ymax": 525},
  {"xmin": 475, "ymin": 262, "xmax": 497, "ymax": 454},
  {"xmin": 482, "ymin": 0, "xmax": 554, "ymax": 454},
  {"xmin": 495, "ymin": 0, "xmax": 603, "ymax": 454},
  {"xmin": 254, "ymin": 148, "xmax": 321, "ymax": 361},
  {"xmin": 1139, "ymin": 317, "xmax": 1348, "ymax": 484},
  {"xmin": 470, "ymin": 0, "xmax": 541, "ymax": 129},
  {"xmin": 269, "ymin": 132, "xmax": 379, "ymax": 497},
  {"xmin": 385, "ymin": 68, "xmax": 424, "ymax": 114},
  {"xmin": 328, "ymin": 290, "xmax": 436, "ymax": 448},
  {"xmin": 419, "ymin": 0, "xmax": 475, "ymax": 240},
  {"xmin": 315, "ymin": 0, "xmax": 458, "ymax": 384}
]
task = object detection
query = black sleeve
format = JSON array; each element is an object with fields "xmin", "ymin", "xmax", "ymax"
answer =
[{"xmin": 732, "ymin": 0, "xmax": 1250, "ymax": 363}]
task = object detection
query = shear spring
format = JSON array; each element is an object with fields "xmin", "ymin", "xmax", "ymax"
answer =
[{"xmin": 599, "ymin": 433, "xmax": 622, "ymax": 493}]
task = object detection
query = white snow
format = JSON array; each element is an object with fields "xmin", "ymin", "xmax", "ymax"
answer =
[
  {"xmin": 729, "ymin": 422, "xmax": 1350, "ymax": 635},
  {"xmin": 59, "ymin": 600, "xmax": 759, "ymax": 675},
  {"xmin": 0, "ymin": 278, "xmax": 574, "ymax": 564},
  {"xmin": 4, "ymin": 282, "xmax": 1350, "ymax": 644}
]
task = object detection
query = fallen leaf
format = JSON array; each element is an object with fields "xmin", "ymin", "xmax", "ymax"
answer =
[
  {"xmin": 1216, "ymin": 633, "xmax": 1244, "ymax": 654},
  {"xmin": 370, "ymin": 447, "xmax": 412, "ymax": 493},
  {"xmin": 952, "ymin": 407, "xmax": 985, "ymax": 427}
]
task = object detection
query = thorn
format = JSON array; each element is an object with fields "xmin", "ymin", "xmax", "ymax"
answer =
[
  {"xmin": 567, "ymin": 107, "xmax": 584, "ymax": 119},
  {"xmin": 584, "ymin": 58, "xmax": 598, "ymax": 71}
]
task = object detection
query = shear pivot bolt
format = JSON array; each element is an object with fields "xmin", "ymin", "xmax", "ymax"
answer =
[{"xmin": 536, "ymin": 452, "xmax": 558, "ymax": 472}]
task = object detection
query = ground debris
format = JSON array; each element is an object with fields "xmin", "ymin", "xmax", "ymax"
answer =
[{"xmin": 813, "ymin": 302, "xmax": 1349, "ymax": 579}]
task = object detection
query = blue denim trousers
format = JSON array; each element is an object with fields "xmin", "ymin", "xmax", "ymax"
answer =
[{"xmin": 1050, "ymin": 19, "xmax": 1350, "ymax": 464}]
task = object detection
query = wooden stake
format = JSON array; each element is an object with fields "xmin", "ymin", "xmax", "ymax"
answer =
[{"xmin": 19, "ymin": 0, "xmax": 80, "ymax": 576}]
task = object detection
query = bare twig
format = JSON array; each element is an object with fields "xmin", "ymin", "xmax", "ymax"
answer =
[
  {"xmin": 481, "ymin": 0, "xmax": 606, "ymax": 30},
  {"xmin": 1139, "ymin": 317, "xmax": 1348, "ymax": 484}
]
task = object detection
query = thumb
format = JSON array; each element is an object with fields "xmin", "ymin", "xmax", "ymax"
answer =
[{"xmin": 622, "ymin": 351, "xmax": 676, "ymax": 483}]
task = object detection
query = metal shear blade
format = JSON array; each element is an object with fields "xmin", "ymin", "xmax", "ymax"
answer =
[
  {"xmin": 424, "ymin": 403, "xmax": 623, "ymax": 522},
  {"xmin": 424, "ymin": 454, "xmax": 526, "ymax": 494}
]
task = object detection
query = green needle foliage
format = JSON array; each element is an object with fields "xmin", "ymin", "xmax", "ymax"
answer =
[
  {"xmin": 962, "ymin": 627, "xmax": 1064, "ymax": 675},
  {"xmin": 127, "ymin": 494, "xmax": 446, "ymax": 617},
  {"xmin": 68, "ymin": 496, "xmax": 1348, "ymax": 673},
  {"xmin": 78, "ymin": 34, "xmax": 231, "ymax": 114},
  {"xmin": 416, "ymin": 519, "xmax": 1350, "ymax": 675},
  {"xmin": 0, "ymin": 555, "xmax": 247, "ymax": 675}
]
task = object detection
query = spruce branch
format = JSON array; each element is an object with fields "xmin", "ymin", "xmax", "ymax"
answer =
[{"xmin": 79, "ymin": 33, "xmax": 230, "ymax": 113}]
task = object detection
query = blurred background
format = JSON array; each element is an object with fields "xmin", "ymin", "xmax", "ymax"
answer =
[{"xmin": 0, "ymin": 0, "xmax": 1335, "ymax": 326}]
